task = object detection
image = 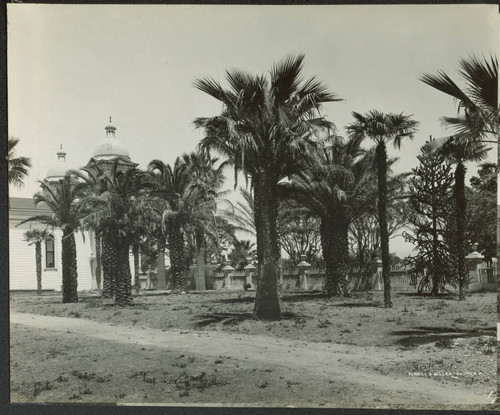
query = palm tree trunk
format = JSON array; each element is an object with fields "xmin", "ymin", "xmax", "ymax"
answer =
[
  {"xmin": 115, "ymin": 236, "xmax": 133, "ymax": 306},
  {"xmin": 376, "ymin": 143, "xmax": 392, "ymax": 308},
  {"xmin": 61, "ymin": 229, "xmax": 78, "ymax": 303},
  {"xmin": 253, "ymin": 172, "xmax": 281, "ymax": 321},
  {"xmin": 101, "ymin": 235, "xmax": 115, "ymax": 298},
  {"xmin": 321, "ymin": 215, "xmax": 350, "ymax": 297},
  {"xmin": 168, "ymin": 220, "xmax": 186, "ymax": 293},
  {"xmin": 455, "ymin": 161, "xmax": 467, "ymax": 301},
  {"xmin": 35, "ymin": 241, "xmax": 42, "ymax": 296},
  {"xmin": 156, "ymin": 237, "xmax": 167, "ymax": 290},
  {"xmin": 195, "ymin": 229, "xmax": 206, "ymax": 291},
  {"xmin": 133, "ymin": 241, "xmax": 140, "ymax": 294},
  {"xmin": 95, "ymin": 233, "xmax": 102, "ymax": 292}
]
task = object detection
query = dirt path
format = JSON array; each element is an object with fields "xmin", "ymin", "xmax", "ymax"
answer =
[{"xmin": 11, "ymin": 312, "xmax": 493, "ymax": 406}]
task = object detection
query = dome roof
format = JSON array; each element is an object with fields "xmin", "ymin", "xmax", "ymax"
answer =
[
  {"xmin": 92, "ymin": 119, "xmax": 130, "ymax": 159},
  {"xmin": 46, "ymin": 162, "xmax": 68, "ymax": 180},
  {"xmin": 92, "ymin": 137, "xmax": 130, "ymax": 158}
]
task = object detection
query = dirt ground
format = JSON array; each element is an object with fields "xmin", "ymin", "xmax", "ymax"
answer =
[{"xmin": 9, "ymin": 288, "xmax": 498, "ymax": 409}]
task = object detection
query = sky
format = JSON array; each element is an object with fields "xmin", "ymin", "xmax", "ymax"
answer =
[{"xmin": 7, "ymin": 4, "xmax": 499, "ymax": 257}]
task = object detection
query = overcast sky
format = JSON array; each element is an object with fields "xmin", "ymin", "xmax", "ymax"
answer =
[{"xmin": 7, "ymin": 4, "xmax": 498, "ymax": 256}]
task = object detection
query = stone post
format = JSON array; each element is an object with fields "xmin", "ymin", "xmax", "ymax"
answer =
[
  {"xmin": 297, "ymin": 255, "xmax": 311, "ymax": 290},
  {"xmin": 222, "ymin": 262, "xmax": 234, "ymax": 289},
  {"xmin": 370, "ymin": 255, "xmax": 383, "ymax": 291},
  {"xmin": 189, "ymin": 259, "xmax": 197, "ymax": 291},
  {"xmin": 465, "ymin": 246, "xmax": 484, "ymax": 291},
  {"xmin": 244, "ymin": 262, "xmax": 256, "ymax": 288}
]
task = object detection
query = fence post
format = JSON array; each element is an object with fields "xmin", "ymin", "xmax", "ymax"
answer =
[
  {"xmin": 244, "ymin": 262, "xmax": 256, "ymax": 288},
  {"xmin": 466, "ymin": 247, "xmax": 484, "ymax": 291},
  {"xmin": 297, "ymin": 255, "xmax": 311, "ymax": 290},
  {"xmin": 222, "ymin": 262, "xmax": 235, "ymax": 289},
  {"xmin": 370, "ymin": 256, "xmax": 383, "ymax": 291}
]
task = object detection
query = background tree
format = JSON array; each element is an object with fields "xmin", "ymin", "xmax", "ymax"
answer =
[
  {"xmin": 195, "ymin": 55, "xmax": 340, "ymax": 320},
  {"xmin": 19, "ymin": 176, "xmax": 85, "ymax": 303},
  {"xmin": 404, "ymin": 141, "xmax": 455, "ymax": 295},
  {"xmin": 347, "ymin": 110, "xmax": 419, "ymax": 307},
  {"xmin": 466, "ymin": 163, "xmax": 496, "ymax": 265},
  {"xmin": 277, "ymin": 201, "xmax": 321, "ymax": 267},
  {"xmin": 23, "ymin": 228, "xmax": 49, "ymax": 296},
  {"xmin": 8, "ymin": 137, "xmax": 32, "ymax": 187},
  {"xmin": 228, "ymin": 238, "xmax": 256, "ymax": 270}
]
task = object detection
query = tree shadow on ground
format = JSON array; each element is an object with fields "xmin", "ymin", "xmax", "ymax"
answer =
[
  {"xmin": 333, "ymin": 301, "xmax": 382, "ymax": 308},
  {"xmin": 392, "ymin": 325, "xmax": 496, "ymax": 346},
  {"xmin": 397, "ymin": 292, "xmax": 456, "ymax": 300},
  {"xmin": 280, "ymin": 292, "xmax": 328, "ymax": 303},
  {"xmin": 213, "ymin": 296, "xmax": 255, "ymax": 304},
  {"xmin": 193, "ymin": 312, "xmax": 255, "ymax": 327},
  {"xmin": 193, "ymin": 310, "xmax": 304, "ymax": 327}
]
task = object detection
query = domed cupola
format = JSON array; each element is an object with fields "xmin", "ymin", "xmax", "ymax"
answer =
[
  {"xmin": 45, "ymin": 145, "xmax": 68, "ymax": 182},
  {"xmin": 92, "ymin": 117, "xmax": 131, "ymax": 160}
]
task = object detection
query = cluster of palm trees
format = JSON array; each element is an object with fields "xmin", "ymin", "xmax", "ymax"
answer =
[
  {"xmin": 19, "ymin": 152, "xmax": 224, "ymax": 306},
  {"xmin": 13, "ymin": 53, "xmax": 497, "ymax": 319}
]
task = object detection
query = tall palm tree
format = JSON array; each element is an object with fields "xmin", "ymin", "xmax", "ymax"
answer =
[
  {"xmin": 79, "ymin": 163, "xmax": 147, "ymax": 306},
  {"xmin": 71, "ymin": 164, "xmax": 111, "ymax": 297},
  {"xmin": 346, "ymin": 111, "xmax": 419, "ymax": 308},
  {"xmin": 8, "ymin": 137, "xmax": 32, "ymax": 188},
  {"xmin": 438, "ymin": 139, "xmax": 489, "ymax": 300},
  {"xmin": 420, "ymin": 55, "xmax": 498, "ymax": 263},
  {"xmin": 23, "ymin": 228, "xmax": 50, "ymax": 296},
  {"xmin": 19, "ymin": 176, "xmax": 85, "ymax": 303},
  {"xmin": 182, "ymin": 151, "xmax": 225, "ymax": 291},
  {"xmin": 148, "ymin": 157, "xmax": 194, "ymax": 293},
  {"xmin": 194, "ymin": 54, "xmax": 340, "ymax": 320},
  {"xmin": 283, "ymin": 135, "xmax": 376, "ymax": 297}
]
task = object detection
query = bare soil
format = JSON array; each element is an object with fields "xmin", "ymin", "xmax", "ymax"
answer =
[{"xmin": 9, "ymin": 288, "xmax": 498, "ymax": 409}]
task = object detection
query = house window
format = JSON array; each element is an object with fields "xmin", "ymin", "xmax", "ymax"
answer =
[{"xmin": 45, "ymin": 235, "xmax": 55, "ymax": 268}]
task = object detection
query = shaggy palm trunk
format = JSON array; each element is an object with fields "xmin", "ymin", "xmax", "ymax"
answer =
[
  {"xmin": 114, "ymin": 236, "xmax": 133, "ymax": 306},
  {"xmin": 253, "ymin": 172, "xmax": 281, "ymax": 321},
  {"xmin": 101, "ymin": 235, "xmax": 116, "ymax": 298},
  {"xmin": 376, "ymin": 143, "xmax": 392, "ymax": 308},
  {"xmin": 168, "ymin": 220, "xmax": 186, "ymax": 293},
  {"xmin": 133, "ymin": 241, "xmax": 140, "ymax": 293},
  {"xmin": 455, "ymin": 161, "xmax": 467, "ymax": 301},
  {"xmin": 321, "ymin": 216, "xmax": 350, "ymax": 297},
  {"xmin": 95, "ymin": 234, "xmax": 102, "ymax": 292},
  {"xmin": 156, "ymin": 237, "xmax": 167, "ymax": 289},
  {"xmin": 61, "ymin": 229, "xmax": 78, "ymax": 303},
  {"xmin": 35, "ymin": 241, "xmax": 42, "ymax": 296},
  {"xmin": 195, "ymin": 229, "xmax": 206, "ymax": 291}
]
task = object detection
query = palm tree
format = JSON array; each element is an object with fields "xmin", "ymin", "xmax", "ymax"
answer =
[
  {"xmin": 420, "ymin": 56, "xmax": 498, "ymax": 148},
  {"xmin": 283, "ymin": 135, "xmax": 376, "ymax": 297},
  {"xmin": 79, "ymin": 163, "xmax": 147, "ymax": 306},
  {"xmin": 194, "ymin": 54, "xmax": 340, "ymax": 320},
  {"xmin": 8, "ymin": 137, "xmax": 32, "ymax": 187},
  {"xmin": 71, "ymin": 164, "xmax": 110, "ymax": 297},
  {"xmin": 19, "ymin": 176, "xmax": 85, "ymax": 303},
  {"xmin": 228, "ymin": 238, "xmax": 256, "ymax": 270},
  {"xmin": 23, "ymin": 228, "xmax": 50, "ymax": 296},
  {"xmin": 438, "ymin": 139, "xmax": 489, "ymax": 300},
  {"xmin": 420, "ymin": 55, "xmax": 498, "ymax": 265},
  {"xmin": 148, "ymin": 158, "xmax": 194, "ymax": 293},
  {"xmin": 346, "ymin": 111, "xmax": 419, "ymax": 308},
  {"xmin": 182, "ymin": 151, "xmax": 225, "ymax": 290}
]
